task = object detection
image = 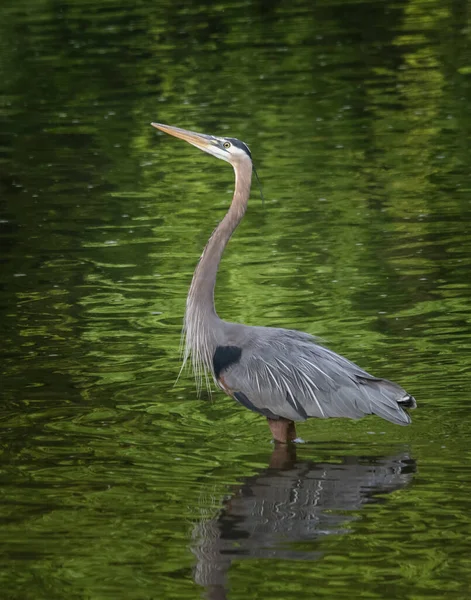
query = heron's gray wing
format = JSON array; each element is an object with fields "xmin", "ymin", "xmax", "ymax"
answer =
[{"xmin": 220, "ymin": 327, "xmax": 415, "ymax": 425}]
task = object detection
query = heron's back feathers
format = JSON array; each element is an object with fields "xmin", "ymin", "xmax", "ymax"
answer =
[{"xmin": 217, "ymin": 324, "xmax": 416, "ymax": 426}]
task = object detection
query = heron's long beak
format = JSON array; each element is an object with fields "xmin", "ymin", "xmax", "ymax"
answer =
[{"xmin": 151, "ymin": 123, "xmax": 214, "ymax": 152}]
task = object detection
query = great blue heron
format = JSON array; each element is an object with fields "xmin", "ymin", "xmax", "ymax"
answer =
[{"xmin": 151, "ymin": 123, "xmax": 416, "ymax": 443}]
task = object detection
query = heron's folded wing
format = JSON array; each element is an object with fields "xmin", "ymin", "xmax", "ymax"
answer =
[{"xmin": 221, "ymin": 330, "xmax": 413, "ymax": 425}]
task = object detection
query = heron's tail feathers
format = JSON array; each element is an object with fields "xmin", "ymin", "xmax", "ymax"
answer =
[
  {"xmin": 356, "ymin": 377, "xmax": 416, "ymax": 426},
  {"xmin": 397, "ymin": 393, "xmax": 417, "ymax": 409}
]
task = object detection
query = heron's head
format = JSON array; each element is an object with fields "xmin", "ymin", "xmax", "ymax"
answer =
[{"xmin": 151, "ymin": 123, "xmax": 252, "ymax": 167}]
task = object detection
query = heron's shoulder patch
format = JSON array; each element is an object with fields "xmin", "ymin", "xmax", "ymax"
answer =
[{"xmin": 213, "ymin": 345, "xmax": 242, "ymax": 379}]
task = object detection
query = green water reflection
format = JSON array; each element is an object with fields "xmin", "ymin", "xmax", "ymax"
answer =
[{"xmin": 1, "ymin": 0, "xmax": 471, "ymax": 598}]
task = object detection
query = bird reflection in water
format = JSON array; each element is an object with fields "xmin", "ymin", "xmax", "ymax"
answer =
[{"xmin": 192, "ymin": 445, "xmax": 415, "ymax": 599}]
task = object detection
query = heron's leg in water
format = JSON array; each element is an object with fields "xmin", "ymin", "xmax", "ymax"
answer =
[
  {"xmin": 267, "ymin": 418, "xmax": 297, "ymax": 443},
  {"xmin": 269, "ymin": 441, "xmax": 297, "ymax": 468}
]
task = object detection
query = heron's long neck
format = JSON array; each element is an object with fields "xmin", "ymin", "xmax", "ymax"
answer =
[{"xmin": 187, "ymin": 159, "xmax": 252, "ymax": 326}]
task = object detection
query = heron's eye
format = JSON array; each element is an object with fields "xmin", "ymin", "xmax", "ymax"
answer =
[{"xmin": 223, "ymin": 142, "xmax": 231, "ymax": 149}]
